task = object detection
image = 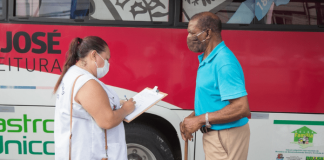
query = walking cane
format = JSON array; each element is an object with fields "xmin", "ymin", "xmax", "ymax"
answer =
[{"xmin": 184, "ymin": 139, "xmax": 188, "ymax": 160}]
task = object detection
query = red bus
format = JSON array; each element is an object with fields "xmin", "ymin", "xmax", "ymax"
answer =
[{"xmin": 0, "ymin": 0, "xmax": 323, "ymax": 160}]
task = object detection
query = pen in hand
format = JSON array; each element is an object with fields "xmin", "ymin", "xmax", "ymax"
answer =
[{"xmin": 124, "ymin": 95, "xmax": 128, "ymax": 101}]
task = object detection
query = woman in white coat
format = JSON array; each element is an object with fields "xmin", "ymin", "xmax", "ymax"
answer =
[{"xmin": 54, "ymin": 36, "xmax": 135, "ymax": 160}]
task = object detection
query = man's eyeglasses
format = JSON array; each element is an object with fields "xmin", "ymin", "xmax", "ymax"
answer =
[
  {"xmin": 195, "ymin": 30, "xmax": 207, "ymax": 37},
  {"xmin": 190, "ymin": 29, "xmax": 209, "ymax": 36},
  {"xmin": 189, "ymin": 29, "xmax": 209, "ymax": 42}
]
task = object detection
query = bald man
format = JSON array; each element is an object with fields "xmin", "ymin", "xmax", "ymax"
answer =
[{"xmin": 180, "ymin": 12, "xmax": 251, "ymax": 160}]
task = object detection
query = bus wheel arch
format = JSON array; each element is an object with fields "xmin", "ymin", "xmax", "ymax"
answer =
[{"xmin": 124, "ymin": 113, "xmax": 181, "ymax": 160}]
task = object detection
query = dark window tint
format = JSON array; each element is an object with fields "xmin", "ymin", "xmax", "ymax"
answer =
[
  {"xmin": 182, "ymin": 0, "xmax": 324, "ymax": 25},
  {"xmin": 0, "ymin": 0, "xmax": 3, "ymax": 16},
  {"xmin": 15, "ymin": 0, "xmax": 90, "ymax": 19},
  {"xmin": 14, "ymin": 0, "xmax": 170, "ymax": 22},
  {"xmin": 260, "ymin": 1, "xmax": 324, "ymax": 25},
  {"xmin": 89, "ymin": 0, "xmax": 170, "ymax": 22},
  {"xmin": 181, "ymin": 0, "xmax": 235, "ymax": 22}
]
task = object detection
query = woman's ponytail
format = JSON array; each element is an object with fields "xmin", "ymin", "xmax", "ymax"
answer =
[
  {"xmin": 54, "ymin": 36, "xmax": 108, "ymax": 93},
  {"xmin": 53, "ymin": 37, "xmax": 81, "ymax": 93}
]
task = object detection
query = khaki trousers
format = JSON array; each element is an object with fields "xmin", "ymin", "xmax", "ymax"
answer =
[{"xmin": 203, "ymin": 123, "xmax": 250, "ymax": 160}]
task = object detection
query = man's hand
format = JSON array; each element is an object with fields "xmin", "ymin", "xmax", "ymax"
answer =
[
  {"xmin": 179, "ymin": 111, "xmax": 198, "ymax": 141},
  {"xmin": 179, "ymin": 122, "xmax": 186, "ymax": 141},
  {"xmin": 182, "ymin": 116, "xmax": 203, "ymax": 140},
  {"xmin": 180, "ymin": 121, "xmax": 194, "ymax": 141}
]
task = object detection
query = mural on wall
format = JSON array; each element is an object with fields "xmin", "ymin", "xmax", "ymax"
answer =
[
  {"xmin": 185, "ymin": 0, "xmax": 216, "ymax": 6},
  {"xmin": 182, "ymin": 0, "xmax": 231, "ymax": 22},
  {"xmin": 128, "ymin": 0, "xmax": 168, "ymax": 21},
  {"xmin": 181, "ymin": 0, "xmax": 291, "ymax": 24},
  {"xmin": 90, "ymin": 0, "xmax": 169, "ymax": 22},
  {"xmin": 15, "ymin": 0, "xmax": 170, "ymax": 21}
]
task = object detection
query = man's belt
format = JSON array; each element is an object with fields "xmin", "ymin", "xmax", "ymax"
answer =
[{"xmin": 200, "ymin": 126, "xmax": 216, "ymax": 133}]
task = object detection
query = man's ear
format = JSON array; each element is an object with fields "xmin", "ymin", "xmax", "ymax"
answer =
[{"xmin": 206, "ymin": 29, "xmax": 212, "ymax": 40}]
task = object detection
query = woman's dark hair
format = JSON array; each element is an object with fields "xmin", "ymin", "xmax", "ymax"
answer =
[{"xmin": 54, "ymin": 36, "xmax": 108, "ymax": 93}]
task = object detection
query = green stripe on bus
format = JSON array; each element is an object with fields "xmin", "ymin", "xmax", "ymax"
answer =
[{"xmin": 274, "ymin": 120, "xmax": 324, "ymax": 125}]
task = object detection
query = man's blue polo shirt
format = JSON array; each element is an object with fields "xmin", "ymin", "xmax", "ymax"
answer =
[{"xmin": 195, "ymin": 41, "xmax": 248, "ymax": 130}]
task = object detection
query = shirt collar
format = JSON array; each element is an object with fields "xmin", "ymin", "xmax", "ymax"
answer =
[{"xmin": 198, "ymin": 41, "xmax": 226, "ymax": 65}]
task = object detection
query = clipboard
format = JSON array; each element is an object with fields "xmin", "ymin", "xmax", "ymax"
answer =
[{"xmin": 124, "ymin": 87, "xmax": 168, "ymax": 123}]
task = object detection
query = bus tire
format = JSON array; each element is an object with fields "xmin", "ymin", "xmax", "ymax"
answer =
[{"xmin": 125, "ymin": 123, "xmax": 175, "ymax": 160}]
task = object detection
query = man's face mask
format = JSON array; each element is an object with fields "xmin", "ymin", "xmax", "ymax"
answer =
[{"xmin": 187, "ymin": 30, "xmax": 207, "ymax": 53}]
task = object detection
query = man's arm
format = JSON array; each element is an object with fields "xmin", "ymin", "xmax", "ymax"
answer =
[
  {"xmin": 182, "ymin": 96, "xmax": 250, "ymax": 135},
  {"xmin": 205, "ymin": 96, "xmax": 250, "ymax": 124},
  {"xmin": 188, "ymin": 111, "xmax": 195, "ymax": 118}
]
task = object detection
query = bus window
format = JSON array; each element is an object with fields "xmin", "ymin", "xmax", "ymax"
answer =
[
  {"xmin": 15, "ymin": 0, "xmax": 90, "ymax": 19},
  {"xmin": 0, "ymin": 0, "xmax": 2, "ymax": 16},
  {"xmin": 268, "ymin": 1, "xmax": 324, "ymax": 25},
  {"xmin": 181, "ymin": 0, "xmax": 243, "ymax": 23},
  {"xmin": 89, "ymin": 0, "xmax": 170, "ymax": 22},
  {"xmin": 181, "ymin": 0, "xmax": 324, "ymax": 25}
]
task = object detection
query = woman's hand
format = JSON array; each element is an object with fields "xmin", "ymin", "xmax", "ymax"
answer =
[
  {"xmin": 120, "ymin": 99, "xmax": 126, "ymax": 106},
  {"xmin": 122, "ymin": 98, "xmax": 136, "ymax": 115}
]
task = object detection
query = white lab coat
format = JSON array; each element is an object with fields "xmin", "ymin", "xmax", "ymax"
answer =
[{"xmin": 54, "ymin": 65, "xmax": 127, "ymax": 160}]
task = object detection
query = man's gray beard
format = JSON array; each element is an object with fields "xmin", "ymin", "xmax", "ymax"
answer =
[
  {"xmin": 187, "ymin": 37, "xmax": 207, "ymax": 53},
  {"xmin": 188, "ymin": 43, "xmax": 206, "ymax": 53}
]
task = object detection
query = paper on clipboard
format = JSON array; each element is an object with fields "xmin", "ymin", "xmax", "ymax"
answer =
[{"xmin": 124, "ymin": 87, "xmax": 167, "ymax": 123}]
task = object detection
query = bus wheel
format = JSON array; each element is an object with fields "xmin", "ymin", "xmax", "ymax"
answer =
[{"xmin": 125, "ymin": 123, "xmax": 174, "ymax": 160}]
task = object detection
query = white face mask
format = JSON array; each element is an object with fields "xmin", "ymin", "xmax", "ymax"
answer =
[{"xmin": 95, "ymin": 53, "xmax": 109, "ymax": 78}]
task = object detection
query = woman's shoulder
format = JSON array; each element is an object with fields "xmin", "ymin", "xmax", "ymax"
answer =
[
  {"xmin": 75, "ymin": 74, "xmax": 97, "ymax": 87},
  {"xmin": 62, "ymin": 66, "xmax": 95, "ymax": 84}
]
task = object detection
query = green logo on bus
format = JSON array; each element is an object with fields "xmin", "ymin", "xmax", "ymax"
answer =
[
  {"xmin": 0, "ymin": 114, "xmax": 53, "ymax": 133},
  {"xmin": 0, "ymin": 114, "xmax": 55, "ymax": 155},
  {"xmin": 291, "ymin": 126, "xmax": 317, "ymax": 149},
  {"xmin": 0, "ymin": 136, "xmax": 54, "ymax": 155},
  {"xmin": 306, "ymin": 157, "xmax": 324, "ymax": 160}
]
